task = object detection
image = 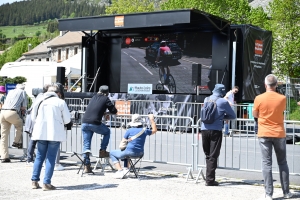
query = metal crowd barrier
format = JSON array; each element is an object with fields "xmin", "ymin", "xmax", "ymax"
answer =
[{"xmin": 6, "ymin": 99, "xmax": 298, "ymax": 176}]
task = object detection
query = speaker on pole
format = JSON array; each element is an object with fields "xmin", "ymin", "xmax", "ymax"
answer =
[
  {"xmin": 56, "ymin": 67, "xmax": 65, "ymax": 85},
  {"xmin": 192, "ymin": 64, "xmax": 202, "ymax": 85}
]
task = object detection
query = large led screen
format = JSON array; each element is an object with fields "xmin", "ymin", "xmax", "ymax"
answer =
[{"xmin": 119, "ymin": 32, "xmax": 213, "ymax": 94}]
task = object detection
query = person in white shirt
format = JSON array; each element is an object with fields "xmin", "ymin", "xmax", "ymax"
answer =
[{"xmin": 223, "ymin": 86, "xmax": 239, "ymax": 136}]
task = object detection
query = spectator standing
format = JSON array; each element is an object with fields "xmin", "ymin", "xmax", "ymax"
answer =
[
  {"xmin": 253, "ymin": 74, "xmax": 293, "ymax": 199},
  {"xmin": 81, "ymin": 85, "xmax": 117, "ymax": 173},
  {"xmin": 0, "ymin": 84, "xmax": 27, "ymax": 163},
  {"xmin": 25, "ymin": 83, "xmax": 66, "ymax": 171},
  {"xmin": 30, "ymin": 85, "xmax": 71, "ymax": 190},
  {"xmin": 223, "ymin": 86, "xmax": 239, "ymax": 136},
  {"xmin": 110, "ymin": 114, "xmax": 157, "ymax": 178},
  {"xmin": 201, "ymin": 84, "xmax": 236, "ymax": 186}
]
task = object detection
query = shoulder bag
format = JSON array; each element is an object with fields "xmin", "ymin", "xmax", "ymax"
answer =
[{"xmin": 119, "ymin": 128, "xmax": 146, "ymax": 151}]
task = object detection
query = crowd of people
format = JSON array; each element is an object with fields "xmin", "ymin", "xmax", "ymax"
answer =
[{"xmin": 0, "ymin": 75, "xmax": 297, "ymax": 199}]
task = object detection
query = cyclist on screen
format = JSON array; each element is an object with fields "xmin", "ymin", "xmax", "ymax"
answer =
[{"xmin": 155, "ymin": 41, "xmax": 172, "ymax": 84}]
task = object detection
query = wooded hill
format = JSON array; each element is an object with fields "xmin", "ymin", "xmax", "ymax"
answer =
[{"xmin": 0, "ymin": 0, "xmax": 108, "ymax": 26}]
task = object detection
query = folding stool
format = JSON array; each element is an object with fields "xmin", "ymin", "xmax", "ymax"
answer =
[
  {"xmin": 122, "ymin": 155, "xmax": 144, "ymax": 179},
  {"xmin": 71, "ymin": 150, "xmax": 95, "ymax": 176}
]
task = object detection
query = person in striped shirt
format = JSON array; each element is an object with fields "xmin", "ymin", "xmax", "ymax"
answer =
[{"xmin": 0, "ymin": 84, "xmax": 27, "ymax": 163}]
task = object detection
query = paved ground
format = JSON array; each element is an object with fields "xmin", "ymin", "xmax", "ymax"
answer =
[{"xmin": 1, "ymin": 150, "xmax": 300, "ymax": 200}]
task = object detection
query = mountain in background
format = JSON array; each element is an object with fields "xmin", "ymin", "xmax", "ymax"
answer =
[{"xmin": 0, "ymin": 0, "xmax": 111, "ymax": 26}]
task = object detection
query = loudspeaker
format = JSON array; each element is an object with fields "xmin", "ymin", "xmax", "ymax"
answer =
[
  {"xmin": 192, "ymin": 64, "xmax": 202, "ymax": 85},
  {"xmin": 56, "ymin": 67, "xmax": 65, "ymax": 86}
]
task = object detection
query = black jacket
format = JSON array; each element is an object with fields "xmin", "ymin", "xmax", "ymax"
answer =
[{"xmin": 82, "ymin": 94, "xmax": 117, "ymax": 125}]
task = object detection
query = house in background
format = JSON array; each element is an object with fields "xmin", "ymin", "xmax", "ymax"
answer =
[{"xmin": 21, "ymin": 31, "xmax": 84, "ymax": 63}]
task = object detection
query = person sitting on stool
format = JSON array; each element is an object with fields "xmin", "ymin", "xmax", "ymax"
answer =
[{"xmin": 110, "ymin": 114, "xmax": 157, "ymax": 179}]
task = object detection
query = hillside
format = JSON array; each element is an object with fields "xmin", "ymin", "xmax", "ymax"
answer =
[{"xmin": 0, "ymin": 0, "xmax": 108, "ymax": 26}]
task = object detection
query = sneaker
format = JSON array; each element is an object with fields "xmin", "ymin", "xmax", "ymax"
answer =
[
  {"xmin": 54, "ymin": 164, "xmax": 64, "ymax": 171},
  {"xmin": 123, "ymin": 168, "xmax": 129, "ymax": 176},
  {"xmin": 26, "ymin": 161, "xmax": 34, "ymax": 166},
  {"xmin": 1, "ymin": 158, "xmax": 11, "ymax": 163},
  {"xmin": 113, "ymin": 169, "xmax": 126, "ymax": 179},
  {"xmin": 99, "ymin": 149, "xmax": 109, "ymax": 158},
  {"xmin": 283, "ymin": 192, "xmax": 293, "ymax": 199},
  {"xmin": 43, "ymin": 184, "xmax": 56, "ymax": 191},
  {"xmin": 83, "ymin": 164, "xmax": 93, "ymax": 173},
  {"xmin": 32, "ymin": 181, "xmax": 40, "ymax": 189},
  {"xmin": 205, "ymin": 181, "xmax": 219, "ymax": 186},
  {"xmin": 12, "ymin": 142, "xmax": 22, "ymax": 149}
]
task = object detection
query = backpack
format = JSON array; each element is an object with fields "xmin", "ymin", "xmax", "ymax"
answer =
[{"xmin": 200, "ymin": 97, "xmax": 219, "ymax": 124}]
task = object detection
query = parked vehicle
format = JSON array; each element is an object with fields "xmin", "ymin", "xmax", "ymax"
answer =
[{"xmin": 145, "ymin": 41, "xmax": 182, "ymax": 60}]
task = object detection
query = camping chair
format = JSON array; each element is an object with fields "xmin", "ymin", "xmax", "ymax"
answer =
[{"xmin": 122, "ymin": 154, "xmax": 144, "ymax": 179}]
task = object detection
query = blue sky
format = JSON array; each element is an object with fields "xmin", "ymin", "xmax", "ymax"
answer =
[{"xmin": 0, "ymin": 0, "xmax": 18, "ymax": 5}]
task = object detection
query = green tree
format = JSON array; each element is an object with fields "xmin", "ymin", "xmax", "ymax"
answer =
[
  {"xmin": 248, "ymin": 6, "xmax": 269, "ymax": 30},
  {"xmin": 268, "ymin": 0, "xmax": 300, "ymax": 78},
  {"xmin": 47, "ymin": 21, "xmax": 59, "ymax": 33},
  {"xmin": 0, "ymin": 37, "xmax": 40, "ymax": 68},
  {"xmin": 69, "ymin": 12, "xmax": 76, "ymax": 18},
  {"xmin": 160, "ymin": 0, "xmax": 268, "ymax": 27},
  {"xmin": 12, "ymin": 76, "xmax": 27, "ymax": 84},
  {"xmin": 35, "ymin": 31, "xmax": 42, "ymax": 37},
  {"xmin": 105, "ymin": 0, "xmax": 155, "ymax": 15}
]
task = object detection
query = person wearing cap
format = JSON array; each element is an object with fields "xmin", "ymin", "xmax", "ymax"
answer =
[
  {"xmin": 81, "ymin": 85, "xmax": 118, "ymax": 173},
  {"xmin": 0, "ymin": 84, "xmax": 27, "ymax": 163},
  {"xmin": 201, "ymin": 84, "xmax": 236, "ymax": 186},
  {"xmin": 155, "ymin": 40, "xmax": 173, "ymax": 85},
  {"xmin": 110, "ymin": 113, "xmax": 157, "ymax": 179}
]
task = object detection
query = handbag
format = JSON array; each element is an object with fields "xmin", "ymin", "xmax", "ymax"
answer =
[{"xmin": 119, "ymin": 128, "xmax": 146, "ymax": 151}]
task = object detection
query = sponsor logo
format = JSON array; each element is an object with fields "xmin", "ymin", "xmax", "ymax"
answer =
[
  {"xmin": 128, "ymin": 84, "xmax": 152, "ymax": 94},
  {"xmin": 255, "ymin": 40, "xmax": 263, "ymax": 55}
]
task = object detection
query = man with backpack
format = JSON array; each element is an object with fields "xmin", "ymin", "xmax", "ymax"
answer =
[{"xmin": 200, "ymin": 84, "xmax": 236, "ymax": 186}]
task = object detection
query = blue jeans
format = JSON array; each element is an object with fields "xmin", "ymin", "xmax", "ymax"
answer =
[
  {"xmin": 82, "ymin": 123, "xmax": 110, "ymax": 164},
  {"xmin": 31, "ymin": 140, "xmax": 60, "ymax": 184},
  {"xmin": 27, "ymin": 137, "xmax": 37, "ymax": 162},
  {"xmin": 110, "ymin": 149, "xmax": 144, "ymax": 166},
  {"xmin": 258, "ymin": 137, "xmax": 290, "ymax": 197}
]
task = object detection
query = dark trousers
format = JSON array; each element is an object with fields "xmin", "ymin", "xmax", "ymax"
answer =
[
  {"xmin": 201, "ymin": 130, "xmax": 223, "ymax": 183},
  {"xmin": 27, "ymin": 137, "xmax": 37, "ymax": 162}
]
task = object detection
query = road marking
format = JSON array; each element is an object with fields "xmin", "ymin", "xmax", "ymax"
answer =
[
  {"xmin": 139, "ymin": 63, "xmax": 153, "ymax": 75},
  {"xmin": 181, "ymin": 58, "xmax": 198, "ymax": 64},
  {"xmin": 181, "ymin": 58, "xmax": 210, "ymax": 67},
  {"xmin": 123, "ymin": 51, "xmax": 128, "ymax": 55},
  {"xmin": 130, "ymin": 56, "xmax": 137, "ymax": 61}
]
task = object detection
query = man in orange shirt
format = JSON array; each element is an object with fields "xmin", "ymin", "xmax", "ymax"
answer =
[{"xmin": 253, "ymin": 74, "xmax": 293, "ymax": 200}]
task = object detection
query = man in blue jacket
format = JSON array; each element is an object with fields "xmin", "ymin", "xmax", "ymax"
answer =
[{"xmin": 201, "ymin": 84, "xmax": 236, "ymax": 186}]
